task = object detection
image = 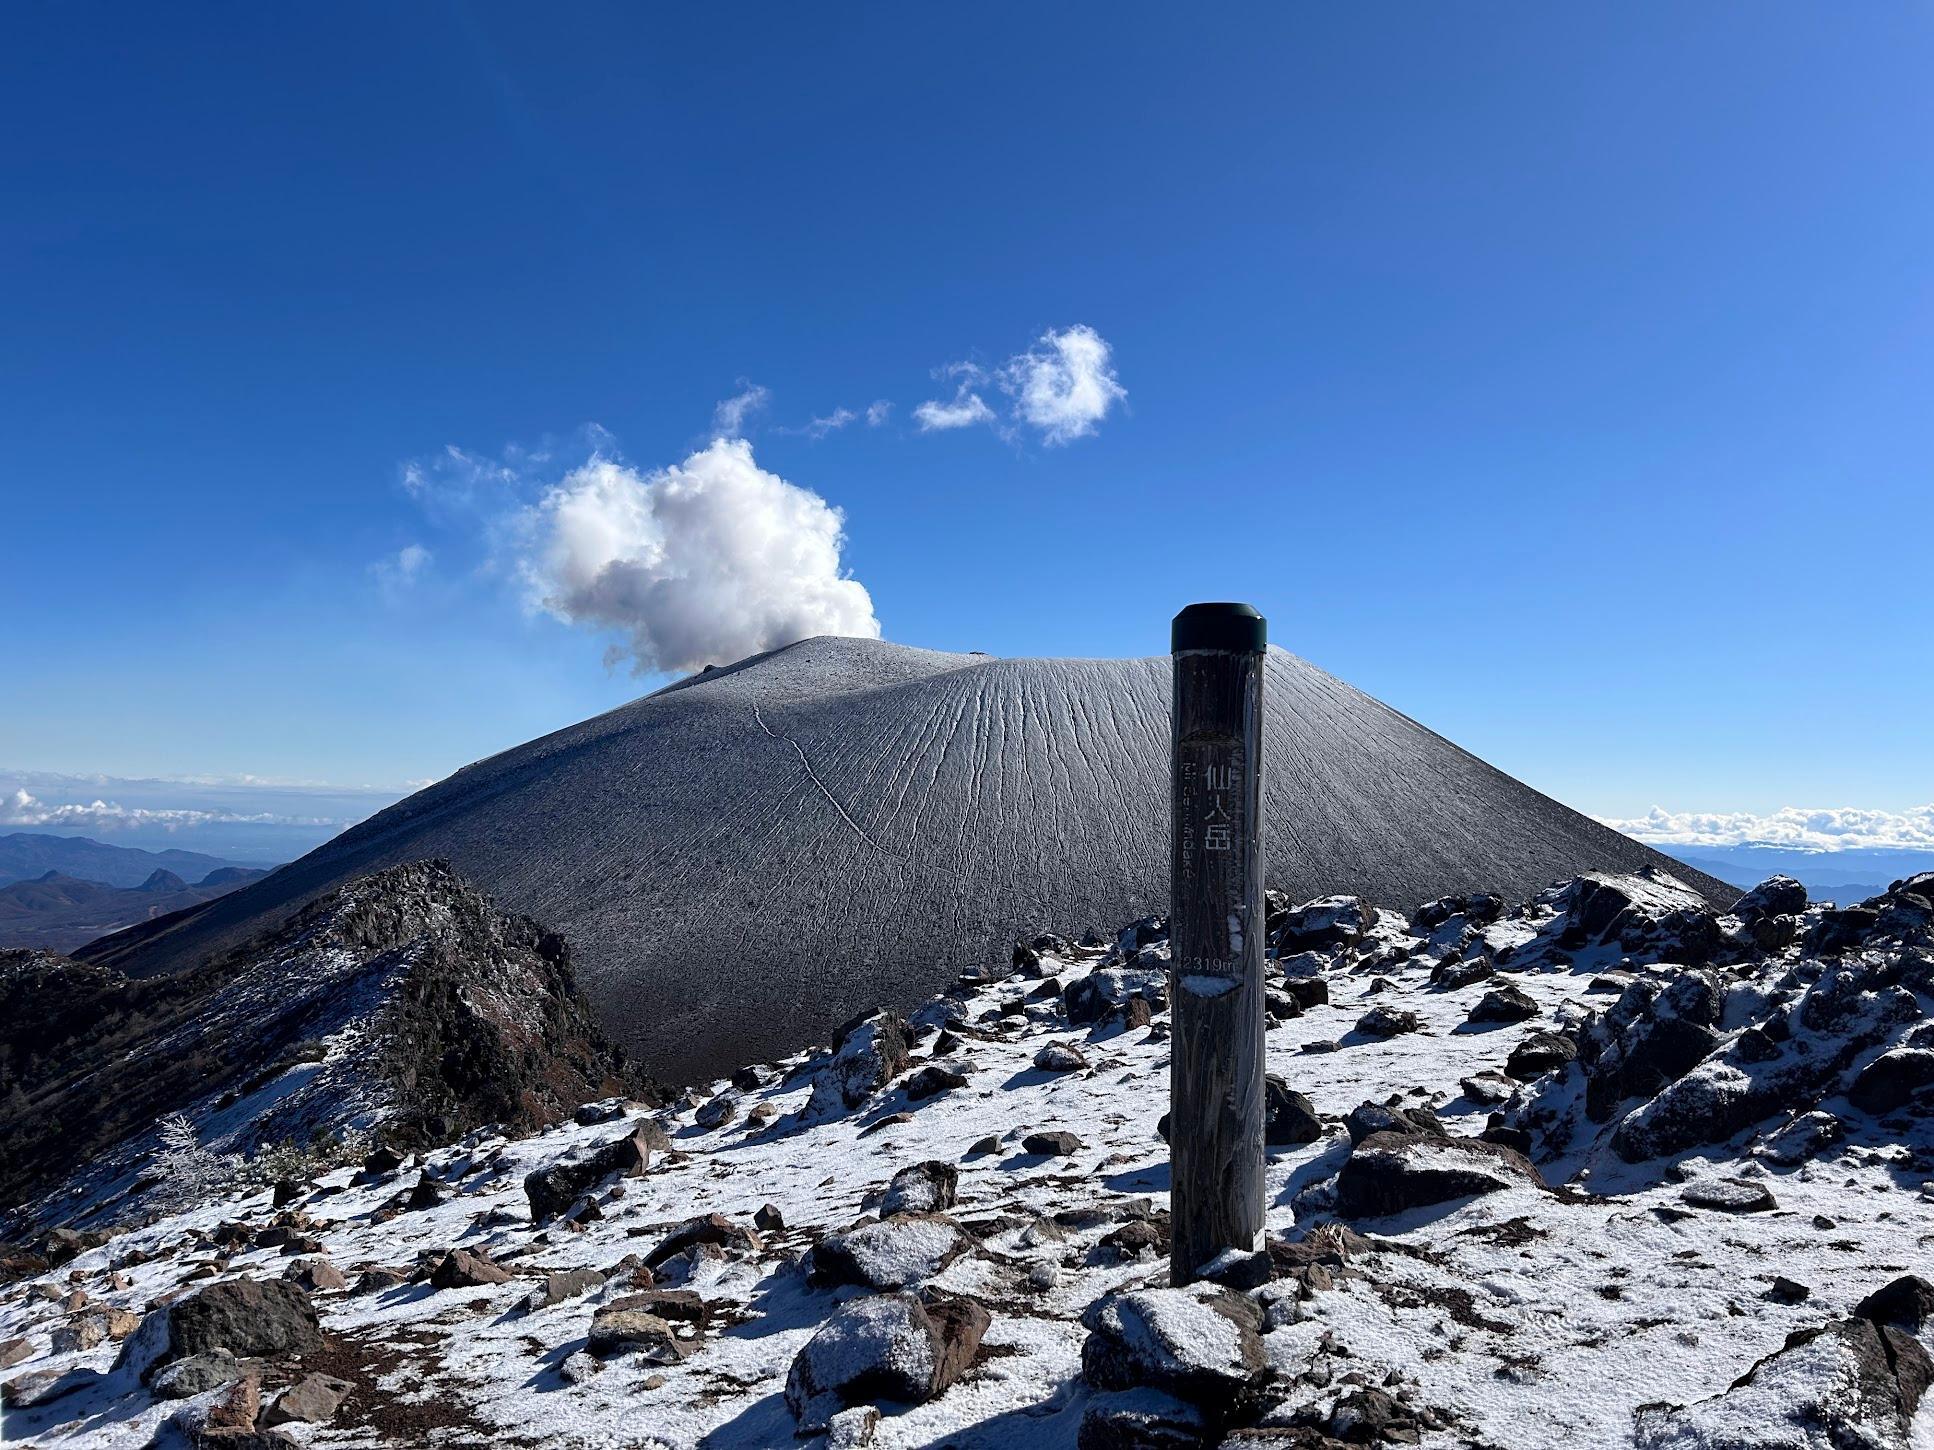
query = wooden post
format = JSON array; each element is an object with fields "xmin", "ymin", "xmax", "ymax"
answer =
[{"xmin": 1169, "ymin": 601, "xmax": 1267, "ymax": 1285}]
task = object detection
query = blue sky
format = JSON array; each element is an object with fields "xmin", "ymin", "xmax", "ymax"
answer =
[{"xmin": 3, "ymin": 4, "xmax": 1930, "ymax": 854}]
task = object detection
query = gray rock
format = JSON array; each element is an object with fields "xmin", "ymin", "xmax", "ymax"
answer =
[
  {"xmin": 1506, "ymin": 1030, "xmax": 1578, "ymax": 1080},
  {"xmin": 523, "ymin": 1122, "xmax": 666, "ymax": 1222},
  {"xmin": 151, "ymin": 1279, "xmax": 322, "ymax": 1377},
  {"xmin": 807, "ymin": 1213, "xmax": 969, "ymax": 1290},
  {"xmin": 1264, "ymin": 1076, "xmax": 1322, "ymax": 1146},
  {"xmin": 1469, "ymin": 984, "xmax": 1539, "ymax": 1023},
  {"xmin": 262, "ymin": 1373, "xmax": 352, "ymax": 1426},
  {"xmin": 785, "ymin": 1291, "xmax": 989, "ymax": 1432},
  {"xmin": 1856, "ymin": 1275, "xmax": 1934, "ymax": 1334},
  {"xmin": 149, "ymin": 1350, "xmax": 251, "ymax": 1399},
  {"xmin": 1023, "ymin": 1130, "xmax": 1083, "ymax": 1156},
  {"xmin": 1634, "ymin": 1315, "xmax": 1929, "ymax": 1449},
  {"xmin": 1336, "ymin": 1131, "xmax": 1542, "ymax": 1218},
  {"xmin": 643, "ymin": 1213, "xmax": 762, "ymax": 1270},
  {"xmin": 1080, "ymin": 1284, "xmax": 1266, "ymax": 1411},
  {"xmin": 881, "ymin": 1160, "xmax": 958, "ymax": 1216},
  {"xmin": 1077, "ymin": 1388, "xmax": 1207, "ymax": 1449},
  {"xmin": 1034, "ymin": 1041, "xmax": 1089, "ymax": 1072},
  {"xmin": 524, "ymin": 1267, "xmax": 607, "ymax": 1310},
  {"xmin": 587, "ymin": 1302, "xmax": 688, "ymax": 1362},
  {"xmin": 1355, "ymin": 1005, "xmax": 1424, "ymax": 1038},
  {"xmin": 1848, "ymin": 1049, "xmax": 1934, "ymax": 1115},
  {"xmin": 1682, "ymin": 1177, "xmax": 1778, "ymax": 1213},
  {"xmin": 809, "ymin": 1010, "xmax": 912, "ymax": 1115}
]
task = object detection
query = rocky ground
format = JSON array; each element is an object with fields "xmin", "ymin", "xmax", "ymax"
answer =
[{"xmin": 2, "ymin": 865, "xmax": 1931, "ymax": 1448}]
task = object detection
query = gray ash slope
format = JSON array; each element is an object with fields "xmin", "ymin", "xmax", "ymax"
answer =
[{"xmin": 85, "ymin": 637, "xmax": 1733, "ymax": 1082}]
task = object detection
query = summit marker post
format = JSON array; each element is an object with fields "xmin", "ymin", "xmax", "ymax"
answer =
[{"xmin": 1168, "ymin": 601, "xmax": 1268, "ymax": 1284}]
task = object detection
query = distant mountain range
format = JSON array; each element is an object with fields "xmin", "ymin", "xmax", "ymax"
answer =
[
  {"xmin": 0, "ymin": 832, "xmax": 252, "ymax": 890},
  {"xmin": 1659, "ymin": 843, "xmax": 1934, "ymax": 905},
  {"xmin": 0, "ymin": 834, "xmax": 273, "ymax": 952}
]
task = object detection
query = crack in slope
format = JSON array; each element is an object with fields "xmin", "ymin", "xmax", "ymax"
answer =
[{"xmin": 752, "ymin": 702, "xmax": 893, "ymax": 857}]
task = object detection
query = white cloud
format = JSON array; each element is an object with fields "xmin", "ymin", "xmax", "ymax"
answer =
[
  {"xmin": 916, "ymin": 325, "xmax": 1126, "ymax": 444},
  {"xmin": 1, "ymin": 787, "xmax": 337, "ymax": 833},
  {"xmin": 369, "ymin": 543, "xmax": 433, "ymax": 596},
  {"xmin": 518, "ymin": 437, "xmax": 880, "ymax": 676},
  {"xmin": 1601, "ymin": 803, "xmax": 1934, "ymax": 852},
  {"xmin": 713, "ymin": 383, "xmax": 770, "ymax": 439},
  {"xmin": 913, "ymin": 390, "xmax": 997, "ymax": 432},
  {"xmin": 997, "ymin": 324, "xmax": 1126, "ymax": 445},
  {"xmin": 865, "ymin": 400, "xmax": 892, "ymax": 427},
  {"xmin": 804, "ymin": 407, "xmax": 858, "ymax": 439}
]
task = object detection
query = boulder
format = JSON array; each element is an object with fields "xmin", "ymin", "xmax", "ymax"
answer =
[
  {"xmin": 807, "ymin": 1214, "xmax": 969, "ymax": 1290},
  {"xmin": 1805, "ymin": 906, "xmax": 1880, "ymax": 955},
  {"xmin": 1633, "ymin": 1315, "xmax": 1929, "ymax": 1449},
  {"xmin": 1065, "ymin": 967, "xmax": 1166, "ymax": 1027},
  {"xmin": 429, "ymin": 1248, "xmax": 513, "ymax": 1289},
  {"xmin": 1469, "ymin": 984, "xmax": 1539, "ymax": 1024},
  {"xmin": 149, "ymin": 1350, "xmax": 251, "ymax": 1399},
  {"xmin": 1034, "ymin": 1041, "xmax": 1090, "ymax": 1072},
  {"xmin": 1855, "ymin": 1275, "xmax": 1934, "ymax": 1334},
  {"xmin": 1080, "ymin": 1284, "xmax": 1267, "ymax": 1414},
  {"xmin": 282, "ymin": 1257, "xmax": 346, "ymax": 1293},
  {"xmin": 524, "ymin": 1267, "xmax": 607, "ymax": 1310},
  {"xmin": 1264, "ymin": 1077, "xmax": 1322, "ymax": 1146},
  {"xmin": 1848, "ymin": 1049, "xmax": 1934, "ymax": 1115},
  {"xmin": 881, "ymin": 1160, "xmax": 958, "ymax": 1216},
  {"xmin": 1506, "ymin": 1030, "xmax": 1579, "ymax": 1081},
  {"xmin": 1354, "ymin": 1006, "xmax": 1424, "ymax": 1038},
  {"xmin": 808, "ymin": 1010, "xmax": 912, "ymax": 1115},
  {"xmin": 1335, "ymin": 1132, "xmax": 1542, "ymax": 1218},
  {"xmin": 1735, "ymin": 876, "xmax": 1807, "ymax": 921},
  {"xmin": 693, "ymin": 1092, "xmax": 738, "ymax": 1130},
  {"xmin": 262, "ymin": 1373, "xmax": 352, "ymax": 1427},
  {"xmin": 1277, "ymin": 896, "xmax": 1378, "ymax": 952},
  {"xmin": 643, "ymin": 1214, "xmax": 762, "ymax": 1270},
  {"xmin": 1682, "ymin": 1177, "xmax": 1778, "ymax": 1213},
  {"xmin": 1023, "ymin": 1130, "xmax": 1083, "ymax": 1156},
  {"xmin": 523, "ymin": 1122, "xmax": 666, "ymax": 1222},
  {"xmin": 587, "ymin": 1302, "xmax": 687, "ymax": 1363},
  {"xmin": 1411, "ymin": 892, "xmax": 1504, "ymax": 933},
  {"xmin": 1432, "ymin": 954, "xmax": 1496, "ymax": 990},
  {"xmin": 784, "ymin": 1292, "xmax": 989, "ymax": 1433},
  {"xmin": 145, "ymin": 1279, "xmax": 322, "ymax": 1377},
  {"xmin": 1344, "ymin": 1101, "xmax": 1445, "ymax": 1148},
  {"xmin": 1078, "ymin": 1389, "xmax": 1208, "ymax": 1449},
  {"xmin": 1278, "ymin": 976, "xmax": 1330, "ymax": 1010},
  {"xmin": 904, "ymin": 1064, "xmax": 968, "ymax": 1101}
]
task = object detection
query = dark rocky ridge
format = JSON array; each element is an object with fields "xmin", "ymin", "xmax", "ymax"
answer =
[
  {"xmin": 80, "ymin": 637, "xmax": 1735, "ymax": 1082},
  {"xmin": 0, "ymin": 861, "xmax": 640, "ymax": 1223}
]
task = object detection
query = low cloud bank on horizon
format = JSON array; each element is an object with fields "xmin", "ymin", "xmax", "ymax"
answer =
[{"xmin": 1604, "ymin": 803, "xmax": 1934, "ymax": 852}]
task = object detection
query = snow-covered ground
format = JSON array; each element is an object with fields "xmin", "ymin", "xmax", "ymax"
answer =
[{"xmin": 3, "ymin": 870, "xmax": 1931, "ymax": 1448}]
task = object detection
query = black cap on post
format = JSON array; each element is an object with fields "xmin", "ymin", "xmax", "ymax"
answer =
[{"xmin": 1171, "ymin": 601, "xmax": 1267, "ymax": 654}]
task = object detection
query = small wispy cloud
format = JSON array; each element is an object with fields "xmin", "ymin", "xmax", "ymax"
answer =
[
  {"xmin": 915, "ymin": 325, "xmax": 1126, "ymax": 444},
  {"xmin": 1602, "ymin": 804, "xmax": 1934, "ymax": 852},
  {"xmin": 913, "ymin": 390, "xmax": 997, "ymax": 433},
  {"xmin": 865, "ymin": 400, "xmax": 892, "ymax": 427},
  {"xmin": 369, "ymin": 543, "xmax": 433, "ymax": 598},
  {"xmin": 713, "ymin": 382, "xmax": 771, "ymax": 439},
  {"xmin": 804, "ymin": 408, "xmax": 858, "ymax": 439}
]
